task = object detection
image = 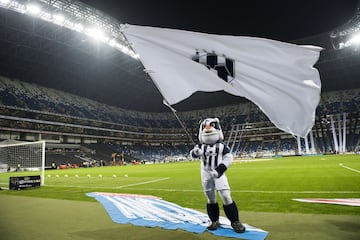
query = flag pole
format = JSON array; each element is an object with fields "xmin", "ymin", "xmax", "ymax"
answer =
[
  {"xmin": 119, "ymin": 25, "xmax": 196, "ymax": 145},
  {"xmin": 162, "ymin": 100, "xmax": 196, "ymax": 145}
]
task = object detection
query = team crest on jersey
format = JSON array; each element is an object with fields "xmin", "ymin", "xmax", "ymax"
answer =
[
  {"xmin": 87, "ymin": 192, "xmax": 268, "ymax": 239},
  {"xmin": 192, "ymin": 50, "xmax": 235, "ymax": 83},
  {"xmin": 205, "ymin": 151, "xmax": 217, "ymax": 157}
]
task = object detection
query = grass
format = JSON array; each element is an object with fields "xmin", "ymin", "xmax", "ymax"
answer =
[
  {"xmin": 1, "ymin": 154, "xmax": 360, "ymax": 240},
  {"xmin": 1, "ymin": 154, "xmax": 360, "ymax": 215}
]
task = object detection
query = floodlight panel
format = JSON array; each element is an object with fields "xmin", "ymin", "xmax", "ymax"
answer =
[
  {"xmin": 9, "ymin": 1, "xmax": 26, "ymax": 13},
  {"xmin": 1, "ymin": 0, "xmax": 138, "ymax": 58},
  {"xmin": 74, "ymin": 23, "xmax": 84, "ymax": 32},
  {"xmin": 40, "ymin": 11, "xmax": 52, "ymax": 21},
  {"xmin": 53, "ymin": 13, "xmax": 65, "ymax": 24},
  {"xmin": 0, "ymin": 0, "xmax": 10, "ymax": 6},
  {"xmin": 349, "ymin": 33, "xmax": 360, "ymax": 44},
  {"xmin": 26, "ymin": 3, "xmax": 41, "ymax": 15}
]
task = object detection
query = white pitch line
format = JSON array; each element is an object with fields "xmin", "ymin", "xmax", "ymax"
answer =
[
  {"xmin": 234, "ymin": 158, "xmax": 274, "ymax": 163},
  {"xmin": 231, "ymin": 190, "xmax": 360, "ymax": 194},
  {"xmin": 121, "ymin": 187, "xmax": 360, "ymax": 194},
  {"xmin": 44, "ymin": 177, "xmax": 171, "ymax": 189},
  {"xmin": 114, "ymin": 177, "xmax": 170, "ymax": 189},
  {"xmin": 4, "ymin": 180, "xmax": 359, "ymax": 194},
  {"xmin": 44, "ymin": 185, "xmax": 114, "ymax": 189},
  {"xmin": 339, "ymin": 163, "xmax": 360, "ymax": 174}
]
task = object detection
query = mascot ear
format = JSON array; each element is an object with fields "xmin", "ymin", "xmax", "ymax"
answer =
[
  {"xmin": 214, "ymin": 118, "xmax": 221, "ymax": 128},
  {"xmin": 216, "ymin": 118, "xmax": 224, "ymax": 141}
]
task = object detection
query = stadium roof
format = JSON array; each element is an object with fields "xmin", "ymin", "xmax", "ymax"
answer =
[{"xmin": 0, "ymin": 0, "xmax": 359, "ymax": 112}]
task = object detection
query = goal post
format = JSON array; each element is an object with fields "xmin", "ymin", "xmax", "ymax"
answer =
[{"xmin": 0, "ymin": 140, "xmax": 46, "ymax": 186}]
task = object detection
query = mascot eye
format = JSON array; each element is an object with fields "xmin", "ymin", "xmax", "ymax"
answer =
[{"xmin": 210, "ymin": 121, "xmax": 220, "ymax": 129}]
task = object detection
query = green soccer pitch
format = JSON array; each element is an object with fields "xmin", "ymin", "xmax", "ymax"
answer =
[{"xmin": 1, "ymin": 154, "xmax": 360, "ymax": 240}]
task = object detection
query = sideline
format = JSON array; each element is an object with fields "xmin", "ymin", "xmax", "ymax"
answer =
[
  {"xmin": 234, "ymin": 158, "xmax": 274, "ymax": 163},
  {"xmin": 42, "ymin": 177, "xmax": 171, "ymax": 189},
  {"xmin": 114, "ymin": 177, "xmax": 170, "ymax": 188},
  {"xmin": 120, "ymin": 187, "xmax": 360, "ymax": 194},
  {"xmin": 339, "ymin": 163, "xmax": 360, "ymax": 174}
]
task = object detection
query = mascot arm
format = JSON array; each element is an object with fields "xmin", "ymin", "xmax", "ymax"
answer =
[
  {"xmin": 212, "ymin": 153, "xmax": 233, "ymax": 178},
  {"xmin": 212, "ymin": 164, "xmax": 227, "ymax": 178},
  {"xmin": 222, "ymin": 152, "xmax": 233, "ymax": 168},
  {"xmin": 210, "ymin": 147, "xmax": 233, "ymax": 178}
]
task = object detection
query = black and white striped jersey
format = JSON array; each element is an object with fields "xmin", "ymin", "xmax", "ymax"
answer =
[{"xmin": 193, "ymin": 142, "xmax": 233, "ymax": 170}]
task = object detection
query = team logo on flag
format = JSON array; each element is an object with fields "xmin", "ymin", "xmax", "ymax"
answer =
[
  {"xmin": 123, "ymin": 24, "xmax": 322, "ymax": 137},
  {"xmin": 87, "ymin": 192, "xmax": 268, "ymax": 240},
  {"xmin": 192, "ymin": 50, "xmax": 235, "ymax": 83}
]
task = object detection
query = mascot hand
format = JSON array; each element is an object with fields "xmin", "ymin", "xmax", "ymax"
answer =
[
  {"xmin": 209, "ymin": 169, "xmax": 219, "ymax": 178},
  {"xmin": 210, "ymin": 164, "xmax": 228, "ymax": 178},
  {"xmin": 192, "ymin": 146, "xmax": 203, "ymax": 156}
]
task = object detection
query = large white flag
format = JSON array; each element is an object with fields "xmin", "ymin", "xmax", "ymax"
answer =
[{"xmin": 122, "ymin": 24, "xmax": 322, "ymax": 137}]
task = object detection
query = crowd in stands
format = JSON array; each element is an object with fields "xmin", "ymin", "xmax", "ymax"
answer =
[
  {"xmin": 1, "ymin": 76, "xmax": 359, "ymax": 165},
  {"xmin": 0, "ymin": 76, "xmax": 266, "ymax": 131}
]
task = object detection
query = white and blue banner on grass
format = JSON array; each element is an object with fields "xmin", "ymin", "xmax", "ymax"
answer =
[
  {"xmin": 87, "ymin": 192, "xmax": 268, "ymax": 240},
  {"xmin": 293, "ymin": 198, "xmax": 360, "ymax": 207}
]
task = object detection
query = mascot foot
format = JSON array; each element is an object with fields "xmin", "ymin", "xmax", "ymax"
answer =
[
  {"xmin": 207, "ymin": 221, "xmax": 220, "ymax": 230},
  {"xmin": 231, "ymin": 221, "xmax": 246, "ymax": 233}
]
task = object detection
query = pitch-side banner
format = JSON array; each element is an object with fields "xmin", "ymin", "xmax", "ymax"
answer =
[
  {"xmin": 122, "ymin": 24, "xmax": 322, "ymax": 137},
  {"xmin": 87, "ymin": 192, "xmax": 268, "ymax": 240},
  {"xmin": 293, "ymin": 198, "xmax": 360, "ymax": 206}
]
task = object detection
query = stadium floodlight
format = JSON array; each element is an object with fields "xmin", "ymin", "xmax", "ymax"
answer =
[
  {"xmin": 74, "ymin": 23, "xmax": 84, "ymax": 32},
  {"xmin": 85, "ymin": 27, "xmax": 109, "ymax": 43},
  {"xmin": 329, "ymin": 2, "xmax": 360, "ymax": 50},
  {"xmin": 52, "ymin": 13, "xmax": 65, "ymax": 25},
  {"xmin": 0, "ymin": 0, "xmax": 139, "ymax": 58},
  {"xmin": 109, "ymin": 38, "xmax": 117, "ymax": 47},
  {"xmin": 26, "ymin": 2, "xmax": 41, "ymax": 15},
  {"xmin": 0, "ymin": 0, "xmax": 10, "ymax": 6},
  {"xmin": 334, "ymin": 31, "xmax": 360, "ymax": 49},
  {"xmin": 40, "ymin": 10, "xmax": 51, "ymax": 21},
  {"xmin": 1, "ymin": 0, "xmax": 26, "ymax": 13},
  {"xmin": 345, "ymin": 32, "xmax": 360, "ymax": 47}
]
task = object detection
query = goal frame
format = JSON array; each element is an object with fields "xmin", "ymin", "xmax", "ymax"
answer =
[{"xmin": 0, "ymin": 140, "xmax": 46, "ymax": 186}]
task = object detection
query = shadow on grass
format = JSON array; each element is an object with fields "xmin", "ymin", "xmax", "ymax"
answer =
[
  {"xmin": 69, "ymin": 226, "xmax": 225, "ymax": 240},
  {"xmin": 326, "ymin": 219, "xmax": 360, "ymax": 233}
]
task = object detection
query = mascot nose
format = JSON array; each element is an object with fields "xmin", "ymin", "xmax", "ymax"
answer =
[{"xmin": 204, "ymin": 125, "xmax": 213, "ymax": 132}]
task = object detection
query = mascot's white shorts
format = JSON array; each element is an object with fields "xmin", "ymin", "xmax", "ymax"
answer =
[{"xmin": 201, "ymin": 169, "xmax": 230, "ymax": 191}]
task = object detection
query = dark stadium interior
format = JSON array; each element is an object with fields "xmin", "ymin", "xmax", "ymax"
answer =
[
  {"xmin": 0, "ymin": 1, "xmax": 360, "ymax": 112},
  {"xmin": 0, "ymin": 3, "xmax": 360, "ymax": 240},
  {"xmin": 0, "ymin": 1, "xmax": 359, "ymax": 167}
]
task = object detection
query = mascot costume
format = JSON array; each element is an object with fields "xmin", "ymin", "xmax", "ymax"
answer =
[{"xmin": 190, "ymin": 118, "xmax": 245, "ymax": 233}]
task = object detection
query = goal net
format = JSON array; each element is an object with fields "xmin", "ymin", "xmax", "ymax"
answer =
[{"xmin": 0, "ymin": 140, "xmax": 46, "ymax": 185}]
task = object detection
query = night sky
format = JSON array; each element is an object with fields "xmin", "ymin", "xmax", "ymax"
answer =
[{"xmin": 80, "ymin": 0, "xmax": 358, "ymax": 41}]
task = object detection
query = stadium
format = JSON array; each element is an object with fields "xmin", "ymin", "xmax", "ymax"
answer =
[{"xmin": 0, "ymin": 1, "xmax": 359, "ymax": 240}]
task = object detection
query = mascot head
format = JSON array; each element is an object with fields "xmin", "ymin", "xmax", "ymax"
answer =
[{"xmin": 198, "ymin": 118, "xmax": 224, "ymax": 144}]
